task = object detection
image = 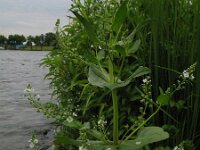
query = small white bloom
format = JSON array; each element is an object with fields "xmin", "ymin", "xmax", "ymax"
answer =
[
  {"xmin": 28, "ymin": 139, "xmax": 32, "ymax": 143},
  {"xmin": 142, "ymin": 78, "xmax": 148, "ymax": 83},
  {"xmin": 135, "ymin": 141, "xmax": 141, "ymax": 145},
  {"xmin": 174, "ymin": 146, "xmax": 178, "ymax": 150},
  {"xmin": 98, "ymin": 119, "xmax": 107, "ymax": 127},
  {"xmin": 24, "ymin": 88, "xmax": 34, "ymax": 93},
  {"xmin": 79, "ymin": 145, "xmax": 88, "ymax": 150},
  {"xmin": 72, "ymin": 112, "xmax": 77, "ymax": 117},
  {"xmin": 191, "ymin": 74, "xmax": 195, "ymax": 80},
  {"xmin": 66, "ymin": 116, "xmax": 73, "ymax": 123},
  {"xmin": 106, "ymin": 148, "xmax": 112, "ymax": 150},
  {"xmin": 35, "ymin": 94, "xmax": 40, "ymax": 100},
  {"xmin": 29, "ymin": 143, "xmax": 34, "ymax": 149},
  {"xmin": 98, "ymin": 120, "xmax": 102, "ymax": 125},
  {"xmin": 34, "ymin": 139, "xmax": 38, "ymax": 144},
  {"xmin": 183, "ymin": 70, "xmax": 189, "ymax": 78}
]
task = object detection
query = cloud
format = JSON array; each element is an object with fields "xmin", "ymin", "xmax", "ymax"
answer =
[{"xmin": 0, "ymin": 0, "xmax": 72, "ymax": 36}]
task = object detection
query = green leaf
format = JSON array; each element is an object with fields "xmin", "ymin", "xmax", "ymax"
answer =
[
  {"xmin": 87, "ymin": 141, "xmax": 118, "ymax": 150},
  {"xmin": 128, "ymin": 66, "xmax": 150, "ymax": 79},
  {"xmin": 63, "ymin": 120, "xmax": 83, "ymax": 129},
  {"xmin": 126, "ymin": 39, "xmax": 141, "ymax": 55},
  {"xmin": 157, "ymin": 94, "xmax": 170, "ymax": 106},
  {"xmin": 120, "ymin": 127, "xmax": 169, "ymax": 150},
  {"xmin": 88, "ymin": 65, "xmax": 110, "ymax": 89},
  {"xmin": 86, "ymin": 129, "xmax": 108, "ymax": 144},
  {"xmin": 112, "ymin": 0, "xmax": 128, "ymax": 32},
  {"xmin": 97, "ymin": 50, "xmax": 105, "ymax": 60},
  {"xmin": 71, "ymin": 11, "xmax": 98, "ymax": 42},
  {"xmin": 54, "ymin": 133, "xmax": 81, "ymax": 146},
  {"xmin": 88, "ymin": 66, "xmax": 150, "ymax": 90}
]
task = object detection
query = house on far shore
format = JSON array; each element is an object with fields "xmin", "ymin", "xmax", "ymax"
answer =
[{"xmin": 16, "ymin": 44, "xmax": 26, "ymax": 49}]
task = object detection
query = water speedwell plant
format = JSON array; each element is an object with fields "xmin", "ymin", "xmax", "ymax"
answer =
[
  {"xmin": 26, "ymin": 0, "xmax": 198, "ymax": 149},
  {"xmin": 27, "ymin": 0, "xmax": 169, "ymax": 149}
]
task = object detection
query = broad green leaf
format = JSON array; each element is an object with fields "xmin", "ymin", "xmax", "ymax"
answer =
[
  {"xmin": 63, "ymin": 120, "xmax": 83, "ymax": 129},
  {"xmin": 119, "ymin": 127, "xmax": 169, "ymax": 150},
  {"xmin": 87, "ymin": 141, "xmax": 118, "ymax": 150},
  {"xmin": 54, "ymin": 133, "xmax": 81, "ymax": 146},
  {"xmin": 115, "ymin": 45, "xmax": 126, "ymax": 56},
  {"xmin": 126, "ymin": 40, "xmax": 141, "ymax": 55},
  {"xmin": 86, "ymin": 129, "xmax": 108, "ymax": 144},
  {"xmin": 88, "ymin": 66, "xmax": 150, "ymax": 90},
  {"xmin": 157, "ymin": 94, "xmax": 170, "ymax": 106},
  {"xmin": 115, "ymin": 41, "xmax": 126, "ymax": 56},
  {"xmin": 97, "ymin": 50, "xmax": 105, "ymax": 60},
  {"xmin": 71, "ymin": 11, "xmax": 98, "ymax": 42},
  {"xmin": 88, "ymin": 66, "xmax": 132, "ymax": 90},
  {"xmin": 112, "ymin": 0, "xmax": 128, "ymax": 32},
  {"xmin": 88, "ymin": 65, "xmax": 110, "ymax": 89},
  {"xmin": 128, "ymin": 66, "xmax": 150, "ymax": 79}
]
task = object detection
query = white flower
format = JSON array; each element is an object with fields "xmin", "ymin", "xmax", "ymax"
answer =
[
  {"xmin": 98, "ymin": 118, "xmax": 107, "ymax": 127},
  {"xmin": 28, "ymin": 139, "xmax": 32, "ymax": 143},
  {"xmin": 174, "ymin": 146, "xmax": 178, "ymax": 150},
  {"xmin": 72, "ymin": 112, "xmax": 77, "ymax": 117},
  {"xmin": 34, "ymin": 139, "xmax": 38, "ymax": 144},
  {"xmin": 29, "ymin": 143, "xmax": 34, "ymax": 149},
  {"xmin": 106, "ymin": 148, "xmax": 112, "ymax": 150},
  {"xmin": 135, "ymin": 141, "xmax": 141, "ymax": 145},
  {"xmin": 191, "ymin": 74, "xmax": 195, "ymax": 80},
  {"xmin": 183, "ymin": 70, "xmax": 189, "ymax": 78},
  {"xmin": 142, "ymin": 78, "xmax": 148, "ymax": 83},
  {"xmin": 79, "ymin": 145, "xmax": 88, "ymax": 150},
  {"xmin": 66, "ymin": 116, "xmax": 73, "ymax": 123},
  {"xmin": 24, "ymin": 88, "xmax": 34, "ymax": 93},
  {"xmin": 35, "ymin": 94, "xmax": 40, "ymax": 100}
]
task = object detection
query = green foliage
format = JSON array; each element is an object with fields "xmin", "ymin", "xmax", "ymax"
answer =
[
  {"xmin": 26, "ymin": 0, "xmax": 200, "ymax": 149},
  {"xmin": 30, "ymin": 0, "xmax": 170, "ymax": 149},
  {"xmin": 8, "ymin": 34, "xmax": 26, "ymax": 45},
  {"xmin": 0, "ymin": 35, "xmax": 7, "ymax": 45},
  {"xmin": 44, "ymin": 32, "xmax": 56, "ymax": 46}
]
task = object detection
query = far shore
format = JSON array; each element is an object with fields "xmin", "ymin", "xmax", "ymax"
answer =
[{"xmin": 0, "ymin": 45, "xmax": 54, "ymax": 51}]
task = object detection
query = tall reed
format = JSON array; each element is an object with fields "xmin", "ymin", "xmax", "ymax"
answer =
[{"xmin": 130, "ymin": 0, "xmax": 200, "ymax": 147}]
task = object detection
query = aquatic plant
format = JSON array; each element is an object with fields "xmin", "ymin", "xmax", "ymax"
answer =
[{"xmin": 26, "ymin": 0, "xmax": 200, "ymax": 149}]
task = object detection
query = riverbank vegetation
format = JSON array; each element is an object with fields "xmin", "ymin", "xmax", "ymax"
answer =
[
  {"xmin": 0, "ymin": 32, "xmax": 57, "ymax": 51},
  {"xmin": 26, "ymin": 0, "xmax": 200, "ymax": 149}
]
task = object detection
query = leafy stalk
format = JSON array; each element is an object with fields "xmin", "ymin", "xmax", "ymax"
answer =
[{"xmin": 112, "ymin": 90, "xmax": 119, "ymax": 145}]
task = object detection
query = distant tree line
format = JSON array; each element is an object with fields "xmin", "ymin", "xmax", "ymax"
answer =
[{"xmin": 0, "ymin": 32, "xmax": 57, "ymax": 50}]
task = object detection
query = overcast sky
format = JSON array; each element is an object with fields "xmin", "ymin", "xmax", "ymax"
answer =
[{"xmin": 0, "ymin": 0, "xmax": 72, "ymax": 36}]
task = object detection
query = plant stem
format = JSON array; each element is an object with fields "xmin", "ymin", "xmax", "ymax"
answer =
[
  {"xmin": 122, "ymin": 106, "xmax": 161, "ymax": 143},
  {"xmin": 112, "ymin": 90, "xmax": 119, "ymax": 145}
]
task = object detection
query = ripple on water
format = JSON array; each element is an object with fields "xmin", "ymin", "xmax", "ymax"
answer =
[{"xmin": 0, "ymin": 50, "xmax": 53, "ymax": 150}]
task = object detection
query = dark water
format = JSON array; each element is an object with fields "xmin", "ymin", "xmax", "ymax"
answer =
[{"xmin": 0, "ymin": 50, "xmax": 53, "ymax": 150}]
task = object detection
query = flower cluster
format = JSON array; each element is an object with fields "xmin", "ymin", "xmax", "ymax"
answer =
[
  {"xmin": 28, "ymin": 132, "xmax": 39, "ymax": 150},
  {"xmin": 163, "ymin": 63, "xmax": 196, "ymax": 95},
  {"xmin": 174, "ymin": 145, "xmax": 184, "ymax": 150},
  {"xmin": 24, "ymin": 84, "xmax": 78, "ymax": 123},
  {"xmin": 140, "ymin": 76, "xmax": 153, "ymax": 107},
  {"xmin": 181, "ymin": 63, "xmax": 196, "ymax": 81},
  {"xmin": 79, "ymin": 145, "xmax": 88, "ymax": 150},
  {"xmin": 97, "ymin": 116, "xmax": 107, "ymax": 128}
]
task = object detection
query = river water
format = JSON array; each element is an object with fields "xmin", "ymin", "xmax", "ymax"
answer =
[{"xmin": 0, "ymin": 50, "xmax": 54, "ymax": 150}]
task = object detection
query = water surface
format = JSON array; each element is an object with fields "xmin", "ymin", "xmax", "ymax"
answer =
[{"xmin": 0, "ymin": 50, "xmax": 53, "ymax": 150}]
